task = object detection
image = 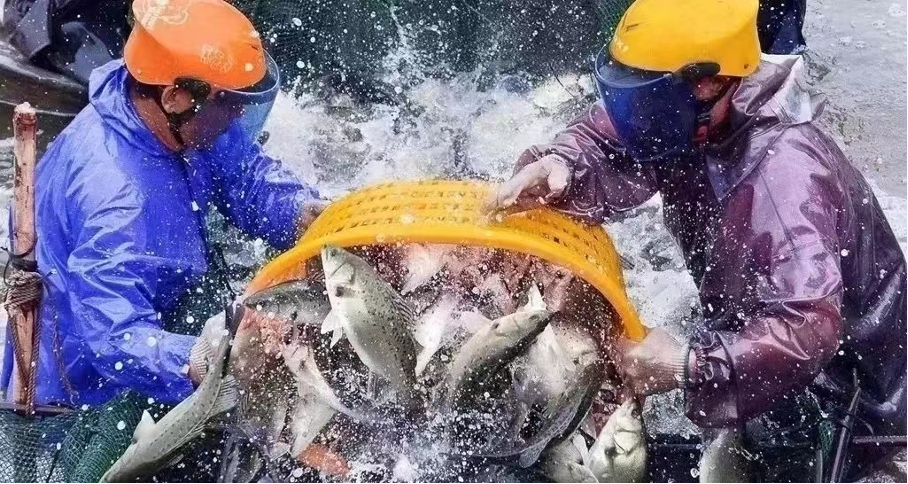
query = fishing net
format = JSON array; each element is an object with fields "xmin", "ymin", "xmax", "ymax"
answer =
[
  {"xmin": 233, "ymin": 0, "xmax": 635, "ymax": 87},
  {"xmin": 0, "ymin": 393, "xmax": 148, "ymax": 483}
]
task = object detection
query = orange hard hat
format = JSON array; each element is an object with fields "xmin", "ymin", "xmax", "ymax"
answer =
[{"xmin": 124, "ymin": 0, "xmax": 266, "ymax": 90}]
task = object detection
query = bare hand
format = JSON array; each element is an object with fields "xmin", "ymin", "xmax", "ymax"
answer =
[
  {"xmin": 616, "ymin": 328, "xmax": 688, "ymax": 396},
  {"xmin": 483, "ymin": 155, "xmax": 571, "ymax": 215}
]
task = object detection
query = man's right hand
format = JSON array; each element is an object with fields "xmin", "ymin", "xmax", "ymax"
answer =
[{"xmin": 483, "ymin": 155, "xmax": 571, "ymax": 215}]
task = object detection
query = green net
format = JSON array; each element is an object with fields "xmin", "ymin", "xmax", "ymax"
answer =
[{"xmin": 0, "ymin": 393, "xmax": 148, "ymax": 483}]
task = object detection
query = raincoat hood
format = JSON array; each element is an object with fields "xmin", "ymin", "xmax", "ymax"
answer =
[
  {"xmin": 705, "ymin": 54, "xmax": 826, "ymax": 199},
  {"xmin": 87, "ymin": 59, "xmax": 169, "ymax": 155}
]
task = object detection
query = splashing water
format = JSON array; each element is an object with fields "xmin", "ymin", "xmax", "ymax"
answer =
[{"xmin": 0, "ymin": 0, "xmax": 904, "ymax": 480}]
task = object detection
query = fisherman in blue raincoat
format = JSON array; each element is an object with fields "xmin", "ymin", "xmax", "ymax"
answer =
[{"xmin": 1, "ymin": 0, "xmax": 321, "ymax": 408}]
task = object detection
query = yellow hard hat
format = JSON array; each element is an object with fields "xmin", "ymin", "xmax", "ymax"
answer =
[{"xmin": 609, "ymin": 0, "xmax": 761, "ymax": 77}]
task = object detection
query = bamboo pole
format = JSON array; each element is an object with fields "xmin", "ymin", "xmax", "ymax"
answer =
[{"xmin": 9, "ymin": 103, "xmax": 39, "ymax": 410}]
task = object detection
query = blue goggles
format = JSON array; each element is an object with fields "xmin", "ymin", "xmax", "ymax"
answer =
[
  {"xmin": 592, "ymin": 49, "xmax": 716, "ymax": 162},
  {"xmin": 190, "ymin": 51, "xmax": 280, "ymax": 149}
]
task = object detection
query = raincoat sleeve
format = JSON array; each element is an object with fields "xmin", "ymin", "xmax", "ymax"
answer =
[
  {"xmin": 205, "ymin": 136, "xmax": 320, "ymax": 251},
  {"xmin": 684, "ymin": 143, "xmax": 845, "ymax": 427},
  {"xmin": 64, "ymin": 169, "xmax": 197, "ymax": 404},
  {"xmin": 515, "ymin": 103, "xmax": 658, "ymax": 224}
]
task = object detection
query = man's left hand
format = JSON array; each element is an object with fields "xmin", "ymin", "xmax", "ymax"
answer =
[{"xmin": 617, "ymin": 328, "xmax": 689, "ymax": 396}]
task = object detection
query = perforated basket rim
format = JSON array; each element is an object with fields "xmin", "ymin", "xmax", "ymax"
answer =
[{"xmin": 246, "ymin": 181, "xmax": 645, "ymax": 340}]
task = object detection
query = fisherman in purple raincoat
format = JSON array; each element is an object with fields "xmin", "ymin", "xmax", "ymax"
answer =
[{"xmin": 487, "ymin": 1, "xmax": 905, "ymax": 479}]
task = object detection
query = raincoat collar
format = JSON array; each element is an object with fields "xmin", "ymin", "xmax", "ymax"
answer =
[
  {"xmin": 88, "ymin": 59, "xmax": 173, "ymax": 156},
  {"xmin": 703, "ymin": 54, "xmax": 826, "ymax": 200}
]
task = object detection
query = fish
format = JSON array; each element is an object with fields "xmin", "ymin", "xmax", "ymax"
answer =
[
  {"xmin": 100, "ymin": 305, "xmax": 242, "ymax": 483},
  {"xmin": 412, "ymin": 293, "xmax": 459, "ymax": 376},
  {"xmin": 698, "ymin": 428, "xmax": 751, "ymax": 483},
  {"xmin": 514, "ymin": 361, "xmax": 604, "ymax": 467},
  {"xmin": 321, "ymin": 245, "xmax": 421, "ymax": 404},
  {"xmin": 400, "ymin": 244, "xmax": 456, "ymax": 294},
  {"xmin": 287, "ymin": 391, "xmax": 336, "ymax": 458},
  {"xmin": 586, "ymin": 398, "xmax": 647, "ymax": 483},
  {"xmin": 281, "ymin": 343, "xmax": 370, "ymax": 423},
  {"xmin": 538, "ymin": 433, "xmax": 598, "ymax": 483},
  {"xmin": 243, "ymin": 279, "xmax": 331, "ymax": 330},
  {"xmin": 441, "ymin": 309, "xmax": 552, "ymax": 410}
]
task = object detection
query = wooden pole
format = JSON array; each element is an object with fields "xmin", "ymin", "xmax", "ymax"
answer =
[{"xmin": 10, "ymin": 103, "xmax": 39, "ymax": 409}]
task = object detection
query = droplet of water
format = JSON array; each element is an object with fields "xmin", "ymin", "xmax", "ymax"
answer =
[
  {"xmin": 147, "ymin": 336, "xmax": 158, "ymax": 347},
  {"xmin": 147, "ymin": 397, "xmax": 155, "ymax": 405},
  {"xmin": 291, "ymin": 18, "xmax": 303, "ymax": 27},
  {"xmin": 186, "ymin": 315, "xmax": 195, "ymax": 324},
  {"xmin": 690, "ymin": 467, "xmax": 700, "ymax": 478},
  {"xmin": 117, "ymin": 421, "xmax": 126, "ymax": 431},
  {"xmin": 291, "ymin": 467, "xmax": 304, "ymax": 478},
  {"xmin": 123, "ymin": 333, "xmax": 131, "ymax": 341},
  {"xmin": 115, "ymin": 361, "xmax": 124, "ymax": 371}
]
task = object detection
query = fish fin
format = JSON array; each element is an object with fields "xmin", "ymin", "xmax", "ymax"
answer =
[
  {"xmin": 132, "ymin": 410, "xmax": 157, "ymax": 442},
  {"xmin": 414, "ymin": 347, "xmax": 433, "ymax": 376},
  {"xmin": 523, "ymin": 284, "xmax": 547, "ymax": 312},
  {"xmin": 568, "ymin": 462, "xmax": 599, "ymax": 483},
  {"xmin": 165, "ymin": 453, "xmax": 185, "ymax": 469},
  {"xmin": 519, "ymin": 440, "xmax": 548, "ymax": 468},
  {"xmin": 299, "ymin": 348, "xmax": 369, "ymax": 421},
  {"xmin": 270, "ymin": 442, "xmax": 291, "ymax": 460},
  {"xmin": 211, "ymin": 375, "xmax": 239, "ymax": 417},
  {"xmin": 401, "ymin": 244, "xmax": 446, "ymax": 294},
  {"xmin": 506, "ymin": 401, "xmax": 532, "ymax": 443},
  {"xmin": 330, "ymin": 327, "xmax": 344, "ymax": 347},
  {"xmin": 572, "ymin": 433, "xmax": 591, "ymax": 465},
  {"xmin": 413, "ymin": 297, "xmax": 455, "ymax": 375},
  {"xmin": 321, "ymin": 309, "xmax": 343, "ymax": 334}
]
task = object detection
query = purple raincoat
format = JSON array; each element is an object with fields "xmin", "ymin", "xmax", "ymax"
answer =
[{"xmin": 516, "ymin": 55, "xmax": 906, "ymax": 431}]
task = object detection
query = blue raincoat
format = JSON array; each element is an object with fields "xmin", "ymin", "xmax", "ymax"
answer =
[{"xmin": 1, "ymin": 60, "xmax": 318, "ymax": 407}]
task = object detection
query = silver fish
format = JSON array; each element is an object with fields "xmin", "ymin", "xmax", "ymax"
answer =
[
  {"xmin": 539, "ymin": 433, "xmax": 598, "ymax": 483},
  {"xmin": 100, "ymin": 308, "xmax": 241, "ymax": 483},
  {"xmin": 587, "ymin": 398, "xmax": 647, "ymax": 483},
  {"xmin": 243, "ymin": 279, "xmax": 331, "ymax": 329},
  {"xmin": 442, "ymin": 309, "xmax": 552, "ymax": 410},
  {"xmin": 698, "ymin": 428, "xmax": 751, "ymax": 483},
  {"xmin": 400, "ymin": 243, "xmax": 456, "ymax": 294},
  {"xmin": 514, "ymin": 361, "xmax": 603, "ymax": 467},
  {"xmin": 321, "ymin": 245, "xmax": 421, "ymax": 403}
]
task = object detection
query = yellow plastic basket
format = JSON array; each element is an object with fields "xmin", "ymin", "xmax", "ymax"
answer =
[{"xmin": 246, "ymin": 180, "xmax": 645, "ymax": 340}]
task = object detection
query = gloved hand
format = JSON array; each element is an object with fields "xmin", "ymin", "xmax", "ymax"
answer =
[
  {"xmin": 188, "ymin": 310, "xmax": 228, "ymax": 385},
  {"xmin": 483, "ymin": 155, "xmax": 571, "ymax": 215},
  {"xmin": 616, "ymin": 328, "xmax": 689, "ymax": 396}
]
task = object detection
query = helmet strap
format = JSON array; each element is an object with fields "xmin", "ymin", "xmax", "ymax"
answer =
[{"xmin": 154, "ymin": 80, "xmax": 212, "ymax": 149}]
